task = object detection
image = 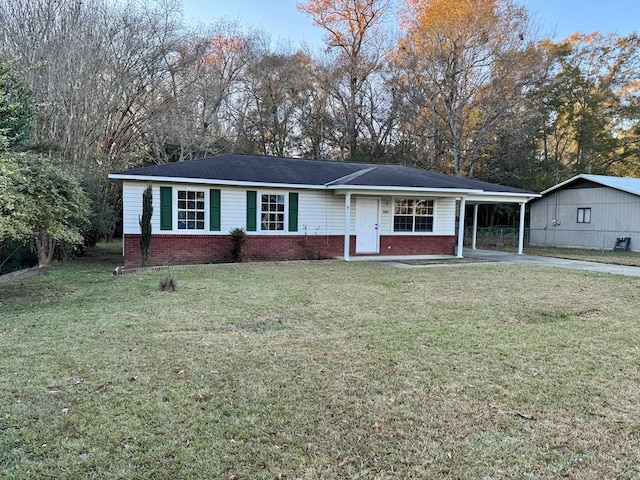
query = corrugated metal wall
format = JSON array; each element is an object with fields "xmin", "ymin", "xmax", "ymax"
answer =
[{"xmin": 530, "ymin": 186, "xmax": 640, "ymax": 250}]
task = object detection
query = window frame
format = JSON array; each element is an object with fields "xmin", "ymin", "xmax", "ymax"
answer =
[
  {"xmin": 176, "ymin": 188, "xmax": 207, "ymax": 231},
  {"xmin": 259, "ymin": 192, "xmax": 287, "ymax": 232},
  {"xmin": 392, "ymin": 197, "xmax": 435, "ymax": 233},
  {"xmin": 577, "ymin": 207, "xmax": 591, "ymax": 224}
]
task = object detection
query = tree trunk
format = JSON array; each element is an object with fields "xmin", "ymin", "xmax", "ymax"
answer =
[{"xmin": 35, "ymin": 230, "xmax": 55, "ymax": 267}]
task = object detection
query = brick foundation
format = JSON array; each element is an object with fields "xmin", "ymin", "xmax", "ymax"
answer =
[
  {"xmin": 123, "ymin": 234, "xmax": 456, "ymax": 266},
  {"xmin": 375, "ymin": 235, "xmax": 456, "ymax": 256}
]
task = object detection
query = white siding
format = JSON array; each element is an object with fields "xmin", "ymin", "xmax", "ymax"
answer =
[
  {"xmin": 122, "ymin": 182, "xmax": 162, "ymax": 234},
  {"xmin": 433, "ymin": 198, "xmax": 457, "ymax": 235},
  {"xmin": 123, "ymin": 182, "xmax": 215, "ymax": 234},
  {"xmin": 123, "ymin": 182, "xmax": 350, "ymax": 235},
  {"xmin": 375, "ymin": 195, "xmax": 457, "ymax": 235},
  {"xmin": 299, "ymin": 190, "xmax": 344, "ymax": 235},
  {"xmin": 241, "ymin": 189, "xmax": 345, "ymax": 235},
  {"xmin": 121, "ymin": 182, "xmax": 459, "ymax": 237},
  {"xmin": 220, "ymin": 189, "xmax": 246, "ymax": 232},
  {"xmin": 379, "ymin": 197, "xmax": 393, "ymax": 233}
]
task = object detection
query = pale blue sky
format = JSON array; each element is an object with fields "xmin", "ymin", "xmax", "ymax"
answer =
[{"xmin": 181, "ymin": 0, "xmax": 639, "ymax": 46}]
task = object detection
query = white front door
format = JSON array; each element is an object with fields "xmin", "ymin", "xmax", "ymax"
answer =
[{"xmin": 355, "ymin": 198, "xmax": 379, "ymax": 254}]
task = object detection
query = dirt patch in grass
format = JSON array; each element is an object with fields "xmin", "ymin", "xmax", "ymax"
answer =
[
  {"xmin": 80, "ymin": 245, "xmax": 123, "ymax": 266},
  {"xmin": 0, "ymin": 266, "xmax": 44, "ymax": 284},
  {"xmin": 0, "ymin": 282, "xmax": 57, "ymax": 306}
]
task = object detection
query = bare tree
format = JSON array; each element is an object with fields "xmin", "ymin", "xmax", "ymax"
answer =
[
  {"xmin": 146, "ymin": 22, "xmax": 264, "ymax": 162},
  {"xmin": 0, "ymin": 0, "xmax": 184, "ymax": 167},
  {"xmin": 298, "ymin": 0, "xmax": 391, "ymax": 161},
  {"xmin": 240, "ymin": 46, "xmax": 314, "ymax": 157}
]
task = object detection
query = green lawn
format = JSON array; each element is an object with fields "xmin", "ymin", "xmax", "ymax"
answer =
[{"xmin": 2, "ymin": 257, "xmax": 640, "ymax": 479}]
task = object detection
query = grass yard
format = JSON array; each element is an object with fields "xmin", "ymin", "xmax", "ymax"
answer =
[
  {"xmin": 525, "ymin": 246, "xmax": 640, "ymax": 267},
  {"xmin": 2, "ymin": 256, "xmax": 640, "ymax": 479}
]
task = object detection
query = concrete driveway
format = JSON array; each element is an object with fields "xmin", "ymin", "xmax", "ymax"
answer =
[{"xmin": 390, "ymin": 248, "xmax": 640, "ymax": 277}]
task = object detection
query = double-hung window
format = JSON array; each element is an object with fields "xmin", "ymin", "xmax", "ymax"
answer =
[
  {"xmin": 159, "ymin": 187, "xmax": 220, "ymax": 231},
  {"xmin": 246, "ymin": 191, "xmax": 298, "ymax": 232},
  {"xmin": 577, "ymin": 207, "xmax": 591, "ymax": 224},
  {"xmin": 177, "ymin": 190, "xmax": 205, "ymax": 230},
  {"xmin": 393, "ymin": 198, "xmax": 434, "ymax": 232},
  {"xmin": 261, "ymin": 194, "xmax": 285, "ymax": 231}
]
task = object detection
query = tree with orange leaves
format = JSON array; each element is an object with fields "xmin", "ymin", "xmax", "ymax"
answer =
[
  {"xmin": 297, "ymin": 0, "xmax": 390, "ymax": 160},
  {"xmin": 397, "ymin": 0, "xmax": 539, "ymax": 176}
]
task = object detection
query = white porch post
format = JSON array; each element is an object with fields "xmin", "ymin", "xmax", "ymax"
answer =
[
  {"xmin": 518, "ymin": 201, "xmax": 526, "ymax": 255},
  {"xmin": 472, "ymin": 203, "xmax": 479, "ymax": 250},
  {"xmin": 457, "ymin": 197, "xmax": 466, "ymax": 258},
  {"xmin": 344, "ymin": 193, "xmax": 351, "ymax": 260}
]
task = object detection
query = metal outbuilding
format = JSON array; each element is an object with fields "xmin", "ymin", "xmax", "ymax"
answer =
[{"xmin": 529, "ymin": 174, "xmax": 640, "ymax": 251}]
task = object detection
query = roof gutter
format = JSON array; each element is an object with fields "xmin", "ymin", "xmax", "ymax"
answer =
[{"xmin": 107, "ymin": 173, "xmax": 331, "ymax": 191}]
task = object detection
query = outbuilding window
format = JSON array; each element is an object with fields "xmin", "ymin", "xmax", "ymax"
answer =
[
  {"xmin": 577, "ymin": 207, "xmax": 591, "ymax": 224},
  {"xmin": 393, "ymin": 199, "xmax": 434, "ymax": 232}
]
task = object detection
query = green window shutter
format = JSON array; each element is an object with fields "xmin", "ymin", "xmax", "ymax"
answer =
[
  {"xmin": 159, "ymin": 186, "xmax": 172, "ymax": 230},
  {"xmin": 246, "ymin": 190, "xmax": 257, "ymax": 231},
  {"xmin": 288, "ymin": 192, "xmax": 299, "ymax": 232},
  {"xmin": 210, "ymin": 188, "xmax": 221, "ymax": 231}
]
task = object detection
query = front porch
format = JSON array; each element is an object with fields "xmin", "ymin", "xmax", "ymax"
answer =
[{"xmin": 338, "ymin": 191, "xmax": 531, "ymax": 261}]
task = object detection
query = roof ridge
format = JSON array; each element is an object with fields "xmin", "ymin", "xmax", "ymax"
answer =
[
  {"xmin": 325, "ymin": 166, "xmax": 378, "ymax": 186},
  {"xmin": 541, "ymin": 173, "xmax": 640, "ymax": 197}
]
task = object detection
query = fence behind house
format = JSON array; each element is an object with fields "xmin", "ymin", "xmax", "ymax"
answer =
[{"xmin": 464, "ymin": 226, "xmax": 639, "ymax": 251}]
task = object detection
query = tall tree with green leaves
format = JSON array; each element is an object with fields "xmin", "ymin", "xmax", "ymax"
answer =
[
  {"xmin": 0, "ymin": 57, "xmax": 33, "ymax": 149},
  {"xmin": 535, "ymin": 33, "xmax": 640, "ymax": 183}
]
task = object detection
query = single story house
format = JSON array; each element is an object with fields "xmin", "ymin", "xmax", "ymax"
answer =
[
  {"xmin": 108, "ymin": 154, "xmax": 538, "ymax": 266},
  {"xmin": 529, "ymin": 174, "xmax": 640, "ymax": 251}
]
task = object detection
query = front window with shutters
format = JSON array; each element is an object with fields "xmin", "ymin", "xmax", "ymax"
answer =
[
  {"xmin": 261, "ymin": 194, "xmax": 285, "ymax": 231},
  {"xmin": 177, "ymin": 190, "xmax": 205, "ymax": 230}
]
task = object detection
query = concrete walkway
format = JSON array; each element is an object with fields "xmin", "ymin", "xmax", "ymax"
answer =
[{"xmin": 389, "ymin": 248, "xmax": 640, "ymax": 277}]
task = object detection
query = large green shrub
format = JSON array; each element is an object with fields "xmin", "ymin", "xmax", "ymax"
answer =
[{"xmin": 0, "ymin": 152, "xmax": 90, "ymax": 267}]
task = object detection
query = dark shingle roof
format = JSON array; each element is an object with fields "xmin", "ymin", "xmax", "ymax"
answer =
[
  {"xmin": 339, "ymin": 164, "xmax": 529, "ymax": 193},
  {"xmin": 111, "ymin": 153, "xmax": 533, "ymax": 194}
]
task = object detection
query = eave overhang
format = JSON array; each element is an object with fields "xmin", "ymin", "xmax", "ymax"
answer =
[
  {"xmin": 108, "ymin": 173, "xmax": 540, "ymax": 203},
  {"xmin": 107, "ymin": 173, "xmax": 327, "ymax": 191}
]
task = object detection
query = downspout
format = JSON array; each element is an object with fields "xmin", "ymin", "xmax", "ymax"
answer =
[
  {"xmin": 457, "ymin": 197, "xmax": 466, "ymax": 258},
  {"xmin": 344, "ymin": 193, "xmax": 351, "ymax": 261}
]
